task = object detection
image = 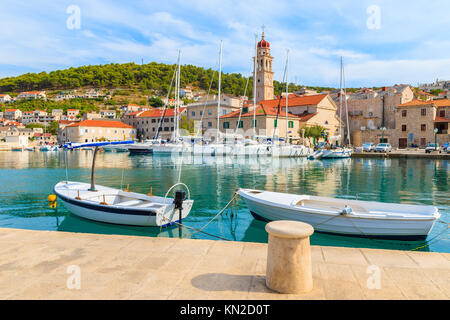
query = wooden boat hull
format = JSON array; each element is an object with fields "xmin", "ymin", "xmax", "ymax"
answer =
[
  {"xmin": 238, "ymin": 189, "xmax": 440, "ymax": 239},
  {"xmin": 54, "ymin": 181, "xmax": 193, "ymax": 227}
]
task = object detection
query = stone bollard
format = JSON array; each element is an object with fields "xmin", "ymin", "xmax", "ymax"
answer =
[{"xmin": 265, "ymin": 220, "xmax": 314, "ymax": 294}]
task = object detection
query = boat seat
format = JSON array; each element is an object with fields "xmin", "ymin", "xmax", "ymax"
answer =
[
  {"xmin": 116, "ymin": 199, "xmax": 144, "ymax": 207},
  {"xmin": 134, "ymin": 202, "xmax": 155, "ymax": 208},
  {"xmin": 295, "ymin": 200, "xmax": 370, "ymax": 214}
]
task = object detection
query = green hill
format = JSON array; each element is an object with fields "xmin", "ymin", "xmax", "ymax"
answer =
[{"xmin": 0, "ymin": 62, "xmax": 333, "ymax": 97}]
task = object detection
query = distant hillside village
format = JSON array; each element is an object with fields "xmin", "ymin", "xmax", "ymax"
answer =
[{"xmin": 0, "ymin": 33, "xmax": 449, "ymax": 150}]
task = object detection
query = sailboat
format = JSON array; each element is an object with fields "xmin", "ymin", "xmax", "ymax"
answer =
[
  {"xmin": 310, "ymin": 57, "xmax": 352, "ymax": 160},
  {"xmin": 39, "ymin": 115, "xmax": 58, "ymax": 151},
  {"xmin": 53, "ymin": 141, "xmax": 194, "ymax": 227}
]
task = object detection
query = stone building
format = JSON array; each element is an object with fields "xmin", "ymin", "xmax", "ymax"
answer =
[
  {"xmin": 219, "ymin": 93, "xmax": 342, "ymax": 142},
  {"xmin": 186, "ymin": 94, "xmax": 241, "ymax": 134},
  {"xmin": 59, "ymin": 120, "xmax": 135, "ymax": 144},
  {"xmin": 354, "ymin": 99, "xmax": 450, "ymax": 148},
  {"xmin": 122, "ymin": 108, "xmax": 187, "ymax": 141}
]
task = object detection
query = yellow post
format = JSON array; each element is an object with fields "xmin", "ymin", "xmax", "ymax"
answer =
[{"xmin": 148, "ymin": 187, "xmax": 153, "ymax": 196}]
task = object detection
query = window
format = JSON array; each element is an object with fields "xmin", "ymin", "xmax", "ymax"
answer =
[
  {"xmin": 274, "ymin": 119, "xmax": 278, "ymax": 128},
  {"xmin": 171, "ymin": 127, "xmax": 174, "ymax": 131},
  {"xmin": 208, "ymin": 122, "xmax": 212, "ymax": 127},
  {"xmin": 402, "ymin": 125, "xmax": 407, "ymax": 132},
  {"xmin": 288, "ymin": 121, "xmax": 294, "ymax": 128},
  {"xmin": 253, "ymin": 120, "xmax": 257, "ymax": 127},
  {"xmin": 171, "ymin": 118, "xmax": 174, "ymax": 122},
  {"xmin": 420, "ymin": 138, "xmax": 426, "ymax": 146},
  {"xmin": 200, "ymin": 111, "xmax": 203, "ymax": 116},
  {"xmin": 440, "ymin": 110, "xmax": 446, "ymax": 117},
  {"xmin": 164, "ymin": 127, "xmax": 169, "ymax": 132},
  {"xmin": 369, "ymin": 112, "xmax": 373, "ymax": 117},
  {"xmin": 164, "ymin": 118, "xmax": 169, "ymax": 122},
  {"xmin": 152, "ymin": 119, "xmax": 156, "ymax": 123},
  {"xmin": 191, "ymin": 111, "xmax": 195, "ymax": 117},
  {"xmin": 402, "ymin": 110, "xmax": 407, "ymax": 117},
  {"xmin": 421, "ymin": 109, "xmax": 426, "ymax": 116},
  {"xmin": 223, "ymin": 122, "xmax": 230, "ymax": 129},
  {"xmin": 208, "ymin": 110, "xmax": 212, "ymax": 116},
  {"xmin": 421, "ymin": 124, "xmax": 426, "ymax": 131},
  {"xmin": 237, "ymin": 120, "xmax": 243, "ymax": 128}
]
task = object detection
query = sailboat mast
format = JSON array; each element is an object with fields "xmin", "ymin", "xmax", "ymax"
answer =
[
  {"xmin": 339, "ymin": 56, "xmax": 343, "ymax": 146},
  {"xmin": 217, "ymin": 40, "xmax": 222, "ymax": 142},
  {"xmin": 285, "ymin": 49, "xmax": 289, "ymax": 144},
  {"xmin": 175, "ymin": 50, "xmax": 181, "ymax": 141},
  {"xmin": 343, "ymin": 59, "xmax": 351, "ymax": 146},
  {"xmin": 252, "ymin": 34, "xmax": 257, "ymax": 137}
]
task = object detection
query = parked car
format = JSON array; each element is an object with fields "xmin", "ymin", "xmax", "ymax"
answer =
[
  {"xmin": 425, "ymin": 143, "xmax": 439, "ymax": 153},
  {"xmin": 362, "ymin": 143, "xmax": 375, "ymax": 152},
  {"xmin": 374, "ymin": 143, "xmax": 392, "ymax": 153},
  {"xmin": 440, "ymin": 142, "xmax": 449, "ymax": 153}
]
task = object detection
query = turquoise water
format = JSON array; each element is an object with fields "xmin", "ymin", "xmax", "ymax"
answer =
[{"xmin": 0, "ymin": 151, "xmax": 448, "ymax": 253}]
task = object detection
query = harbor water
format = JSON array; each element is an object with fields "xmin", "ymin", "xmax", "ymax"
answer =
[{"xmin": 0, "ymin": 150, "xmax": 448, "ymax": 253}]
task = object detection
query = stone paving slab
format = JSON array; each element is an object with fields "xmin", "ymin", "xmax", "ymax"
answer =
[{"xmin": 0, "ymin": 228, "xmax": 448, "ymax": 300}]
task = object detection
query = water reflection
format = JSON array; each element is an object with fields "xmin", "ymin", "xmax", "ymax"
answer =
[{"xmin": 0, "ymin": 151, "xmax": 448, "ymax": 253}]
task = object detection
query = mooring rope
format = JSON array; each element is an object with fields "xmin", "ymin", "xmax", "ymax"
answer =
[
  {"xmin": 344, "ymin": 214, "xmax": 449, "ymax": 251},
  {"xmin": 160, "ymin": 192, "xmax": 239, "ymax": 241}
]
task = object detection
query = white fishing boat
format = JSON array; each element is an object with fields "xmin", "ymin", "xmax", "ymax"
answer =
[
  {"xmin": 40, "ymin": 144, "xmax": 58, "ymax": 152},
  {"xmin": 320, "ymin": 147, "xmax": 353, "ymax": 159},
  {"xmin": 238, "ymin": 189, "xmax": 440, "ymax": 239},
  {"xmin": 54, "ymin": 141, "xmax": 194, "ymax": 227},
  {"xmin": 309, "ymin": 146, "xmax": 352, "ymax": 159}
]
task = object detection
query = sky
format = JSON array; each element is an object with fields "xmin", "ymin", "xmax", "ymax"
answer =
[{"xmin": 0, "ymin": 0, "xmax": 449, "ymax": 88}]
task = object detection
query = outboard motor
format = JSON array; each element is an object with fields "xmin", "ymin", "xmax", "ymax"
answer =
[
  {"xmin": 173, "ymin": 190, "xmax": 186, "ymax": 226},
  {"xmin": 174, "ymin": 189, "xmax": 186, "ymax": 210}
]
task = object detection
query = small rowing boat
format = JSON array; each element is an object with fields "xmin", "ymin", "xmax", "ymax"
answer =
[{"xmin": 238, "ymin": 189, "xmax": 440, "ymax": 239}]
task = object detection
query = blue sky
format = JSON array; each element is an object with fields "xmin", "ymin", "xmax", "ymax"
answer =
[{"xmin": 0, "ymin": 0, "xmax": 449, "ymax": 88}]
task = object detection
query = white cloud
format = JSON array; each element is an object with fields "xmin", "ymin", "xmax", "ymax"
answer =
[{"xmin": 0, "ymin": 0, "xmax": 449, "ymax": 87}]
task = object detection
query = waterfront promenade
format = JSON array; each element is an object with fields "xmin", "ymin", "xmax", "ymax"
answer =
[
  {"xmin": 0, "ymin": 227, "xmax": 448, "ymax": 300},
  {"xmin": 353, "ymin": 150, "xmax": 450, "ymax": 159}
]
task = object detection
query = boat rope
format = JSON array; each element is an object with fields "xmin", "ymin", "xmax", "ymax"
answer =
[
  {"xmin": 344, "ymin": 214, "xmax": 449, "ymax": 251},
  {"xmin": 159, "ymin": 192, "xmax": 239, "ymax": 241},
  {"xmin": 154, "ymin": 60, "xmax": 178, "ymax": 140},
  {"xmin": 189, "ymin": 192, "xmax": 238, "ymax": 237},
  {"xmin": 196, "ymin": 67, "xmax": 217, "ymax": 138},
  {"xmin": 310, "ymin": 213, "xmax": 342, "ymax": 229},
  {"xmin": 234, "ymin": 68, "xmax": 252, "ymax": 136}
]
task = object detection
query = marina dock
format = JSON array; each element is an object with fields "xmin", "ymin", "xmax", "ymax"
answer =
[{"xmin": 0, "ymin": 227, "xmax": 448, "ymax": 300}]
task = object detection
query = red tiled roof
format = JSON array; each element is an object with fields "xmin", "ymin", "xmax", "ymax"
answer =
[
  {"xmin": 66, "ymin": 120, "xmax": 133, "ymax": 129},
  {"xmin": 397, "ymin": 99, "xmax": 434, "ymax": 107},
  {"xmin": 259, "ymin": 94, "xmax": 328, "ymax": 109},
  {"xmin": 418, "ymin": 91, "xmax": 434, "ymax": 96},
  {"xmin": 59, "ymin": 120, "xmax": 77, "ymax": 125},
  {"xmin": 19, "ymin": 91, "xmax": 43, "ymax": 95},
  {"xmin": 433, "ymin": 99, "xmax": 450, "ymax": 107},
  {"xmin": 138, "ymin": 107, "xmax": 186, "ymax": 118},
  {"xmin": 5, "ymin": 109, "xmax": 19, "ymax": 112},
  {"xmin": 435, "ymin": 116, "xmax": 450, "ymax": 123}
]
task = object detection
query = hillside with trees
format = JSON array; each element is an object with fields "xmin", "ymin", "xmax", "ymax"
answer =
[{"xmin": 0, "ymin": 62, "xmax": 334, "ymax": 98}]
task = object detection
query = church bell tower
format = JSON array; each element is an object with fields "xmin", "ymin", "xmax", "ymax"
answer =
[{"xmin": 254, "ymin": 30, "xmax": 274, "ymax": 102}]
